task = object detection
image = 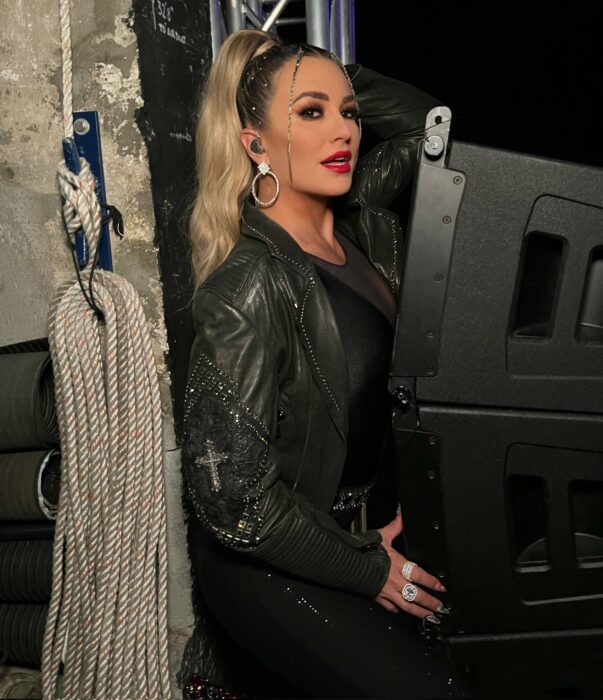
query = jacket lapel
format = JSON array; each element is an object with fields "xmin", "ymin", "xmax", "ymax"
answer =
[
  {"xmin": 241, "ymin": 202, "xmax": 348, "ymax": 442},
  {"xmin": 335, "ymin": 200, "xmax": 402, "ymax": 298}
]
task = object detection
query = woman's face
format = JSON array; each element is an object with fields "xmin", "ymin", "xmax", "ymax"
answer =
[{"xmin": 261, "ymin": 55, "xmax": 361, "ymax": 200}]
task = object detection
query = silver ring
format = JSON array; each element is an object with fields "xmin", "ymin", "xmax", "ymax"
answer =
[
  {"xmin": 401, "ymin": 583, "xmax": 418, "ymax": 603},
  {"xmin": 401, "ymin": 560, "xmax": 417, "ymax": 582}
]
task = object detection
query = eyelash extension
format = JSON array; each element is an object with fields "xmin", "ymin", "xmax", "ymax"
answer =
[
  {"xmin": 298, "ymin": 105, "xmax": 362, "ymax": 120},
  {"xmin": 345, "ymin": 108, "xmax": 363, "ymax": 122},
  {"xmin": 299, "ymin": 104, "xmax": 323, "ymax": 118}
]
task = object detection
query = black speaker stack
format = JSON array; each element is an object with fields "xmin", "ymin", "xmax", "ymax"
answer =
[{"xmin": 391, "ymin": 107, "xmax": 603, "ymax": 699}]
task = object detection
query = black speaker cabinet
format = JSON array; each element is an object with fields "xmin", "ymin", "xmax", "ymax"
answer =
[{"xmin": 391, "ymin": 108, "xmax": 603, "ymax": 699}]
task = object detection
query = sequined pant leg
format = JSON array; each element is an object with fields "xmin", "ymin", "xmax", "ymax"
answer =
[{"xmin": 192, "ymin": 536, "xmax": 476, "ymax": 700}]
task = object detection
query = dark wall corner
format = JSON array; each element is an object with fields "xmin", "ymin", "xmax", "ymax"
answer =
[{"xmin": 131, "ymin": 0, "xmax": 212, "ymax": 437}]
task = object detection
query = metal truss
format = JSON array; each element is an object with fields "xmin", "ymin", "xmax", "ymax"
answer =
[{"xmin": 209, "ymin": 0, "xmax": 355, "ymax": 63}]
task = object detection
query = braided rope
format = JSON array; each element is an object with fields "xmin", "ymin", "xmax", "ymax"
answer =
[
  {"xmin": 58, "ymin": 0, "xmax": 73, "ymax": 139},
  {"xmin": 41, "ymin": 1, "xmax": 171, "ymax": 697}
]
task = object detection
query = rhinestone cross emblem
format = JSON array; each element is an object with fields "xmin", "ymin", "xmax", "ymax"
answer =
[{"xmin": 195, "ymin": 439, "xmax": 228, "ymax": 492}]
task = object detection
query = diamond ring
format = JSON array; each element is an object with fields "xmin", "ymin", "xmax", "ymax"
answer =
[
  {"xmin": 401, "ymin": 560, "xmax": 417, "ymax": 582},
  {"xmin": 401, "ymin": 583, "xmax": 418, "ymax": 603}
]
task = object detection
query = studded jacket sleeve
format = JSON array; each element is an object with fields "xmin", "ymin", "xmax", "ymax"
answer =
[
  {"xmin": 181, "ymin": 288, "xmax": 391, "ymax": 598},
  {"xmin": 345, "ymin": 64, "xmax": 442, "ymax": 209}
]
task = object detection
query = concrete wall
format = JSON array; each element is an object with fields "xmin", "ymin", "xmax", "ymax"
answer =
[{"xmin": 0, "ymin": 0, "xmax": 193, "ymax": 695}]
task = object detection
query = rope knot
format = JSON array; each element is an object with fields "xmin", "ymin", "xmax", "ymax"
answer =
[{"xmin": 57, "ymin": 157, "xmax": 101, "ymax": 262}]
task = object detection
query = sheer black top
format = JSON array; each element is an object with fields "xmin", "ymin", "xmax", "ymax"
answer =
[{"xmin": 307, "ymin": 230, "xmax": 396, "ymax": 492}]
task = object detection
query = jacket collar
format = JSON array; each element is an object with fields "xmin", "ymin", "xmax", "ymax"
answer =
[
  {"xmin": 241, "ymin": 200, "xmax": 348, "ymax": 442},
  {"xmin": 241, "ymin": 200, "xmax": 314, "ymax": 277}
]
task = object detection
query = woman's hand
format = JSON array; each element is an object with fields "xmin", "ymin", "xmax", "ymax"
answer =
[{"xmin": 374, "ymin": 511, "xmax": 447, "ymax": 619}]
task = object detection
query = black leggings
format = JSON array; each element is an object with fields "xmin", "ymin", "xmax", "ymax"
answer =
[{"xmin": 189, "ymin": 530, "xmax": 476, "ymax": 700}]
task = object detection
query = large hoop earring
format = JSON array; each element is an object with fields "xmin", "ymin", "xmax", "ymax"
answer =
[{"xmin": 251, "ymin": 162, "xmax": 280, "ymax": 208}]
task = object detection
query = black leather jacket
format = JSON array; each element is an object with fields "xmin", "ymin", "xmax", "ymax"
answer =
[{"xmin": 182, "ymin": 64, "xmax": 439, "ymax": 597}]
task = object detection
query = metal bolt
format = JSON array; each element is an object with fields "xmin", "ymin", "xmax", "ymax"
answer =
[
  {"xmin": 453, "ymin": 176, "xmax": 463, "ymax": 185},
  {"xmin": 434, "ymin": 272, "xmax": 444, "ymax": 282},
  {"xmin": 427, "ymin": 470, "xmax": 436, "ymax": 480},
  {"xmin": 392, "ymin": 386, "xmax": 413, "ymax": 413},
  {"xmin": 428, "ymin": 436, "xmax": 437, "ymax": 445},
  {"xmin": 73, "ymin": 118, "xmax": 90, "ymax": 136},
  {"xmin": 432, "ymin": 520, "xmax": 441, "ymax": 530},
  {"xmin": 426, "ymin": 368, "xmax": 436, "ymax": 375},
  {"xmin": 442, "ymin": 215, "xmax": 452, "ymax": 224},
  {"xmin": 424, "ymin": 135, "xmax": 444, "ymax": 158},
  {"xmin": 426, "ymin": 329, "xmax": 435, "ymax": 338}
]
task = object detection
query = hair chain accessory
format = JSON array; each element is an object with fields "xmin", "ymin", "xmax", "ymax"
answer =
[
  {"xmin": 328, "ymin": 50, "xmax": 363, "ymax": 138},
  {"xmin": 286, "ymin": 45, "xmax": 306, "ymax": 185}
]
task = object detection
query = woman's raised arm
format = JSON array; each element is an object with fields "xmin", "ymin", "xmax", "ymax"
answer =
[{"xmin": 345, "ymin": 64, "xmax": 442, "ymax": 209}]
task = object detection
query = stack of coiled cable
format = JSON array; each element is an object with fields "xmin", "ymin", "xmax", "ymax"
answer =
[{"xmin": 0, "ymin": 343, "xmax": 61, "ymax": 699}]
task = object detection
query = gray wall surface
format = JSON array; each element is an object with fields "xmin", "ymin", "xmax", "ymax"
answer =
[{"xmin": 0, "ymin": 0, "xmax": 195, "ymax": 694}]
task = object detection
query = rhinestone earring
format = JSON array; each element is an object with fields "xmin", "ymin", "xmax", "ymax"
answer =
[{"xmin": 251, "ymin": 162, "xmax": 279, "ymax": 208}]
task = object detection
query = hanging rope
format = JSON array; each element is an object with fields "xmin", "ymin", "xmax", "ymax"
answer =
[
  {"xmin": 41, "ymin": 1, "xmax": 171, "ymax": 698},
  {"xmin": 59, "ymin": 0, "xmax": 73, "ymax": 140}
]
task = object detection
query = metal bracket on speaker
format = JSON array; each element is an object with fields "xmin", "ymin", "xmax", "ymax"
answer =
[
  {"xmin": 390, "ymin": 106, "xmax": 466, "ymax": 398},
  {"xmin": 390, "ymin": 379, "xmax": 418, "ymax": 436},
  {"xmin": 423, "ymin": 106, "xmax": 452, "ymax": 163},
  {"xmin": 393, "ymin": 429, "xmax": 450, "ymax": 586}
]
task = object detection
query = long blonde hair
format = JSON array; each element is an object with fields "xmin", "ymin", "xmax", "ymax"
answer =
[
  {"xmin": 189, "ymin": 31, "xmax": 335, "ymax": 289},
  {"xmin": 189, "ymin": 30, "xmax": 275, "ymax": 289}
]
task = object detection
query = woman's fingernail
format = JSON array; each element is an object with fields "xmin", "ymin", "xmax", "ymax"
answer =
[
  {"xmin": 437, "ymin": 605, "xmax": 452, "ymax": 615},
  {"xmin": 435, "ymin": 582, "xmax": 447, "ymax": 592},
  {"xmin": 425, "ymin": 614, "xmax": 441, "ymax": 624}
]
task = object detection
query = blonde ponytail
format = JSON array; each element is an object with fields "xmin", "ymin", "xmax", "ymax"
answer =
[{"xmin": 189, "ymin": 30, "xmax": 276, "ymax": 289}]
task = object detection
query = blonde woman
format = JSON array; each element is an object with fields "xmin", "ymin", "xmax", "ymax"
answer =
[{"xmin": 180, "ymin": 29, "xmax": 475, "ymax": 699}]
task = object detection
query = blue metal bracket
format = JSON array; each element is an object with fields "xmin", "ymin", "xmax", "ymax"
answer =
[{"xmin": 61, "ymin": 111, "xmax": 113, "ymax": 271}]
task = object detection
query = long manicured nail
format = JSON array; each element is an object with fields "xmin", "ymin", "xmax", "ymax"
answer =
[
  {"xmin": 435, "ymin": 582, "xmax": 447, "ymax": 592},
  {"xmin": 425, "ymin": 614, "xmax": 441, "ymax": 624},
  {"xmin": 437, "ymin": 605, "xmax": 452, "ymax": 615}
]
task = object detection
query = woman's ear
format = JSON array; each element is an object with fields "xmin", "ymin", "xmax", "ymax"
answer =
[{"xmin": 240, "ymin": 127, "xmax": 267, "ymax": 165}]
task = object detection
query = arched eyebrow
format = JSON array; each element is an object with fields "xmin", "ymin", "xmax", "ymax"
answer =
[
  {"xmin": 292, "ymin": 91, "xmax": 328, "ymax": 104},
  {"xmin": 292, "ymin": 91, "xmax": 357, "ymax": 106}
]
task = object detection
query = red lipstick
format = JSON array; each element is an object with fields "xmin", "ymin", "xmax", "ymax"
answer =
[{"xmin": 321, "ymin": 150, "xmax": 352, "ymax": 173}]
